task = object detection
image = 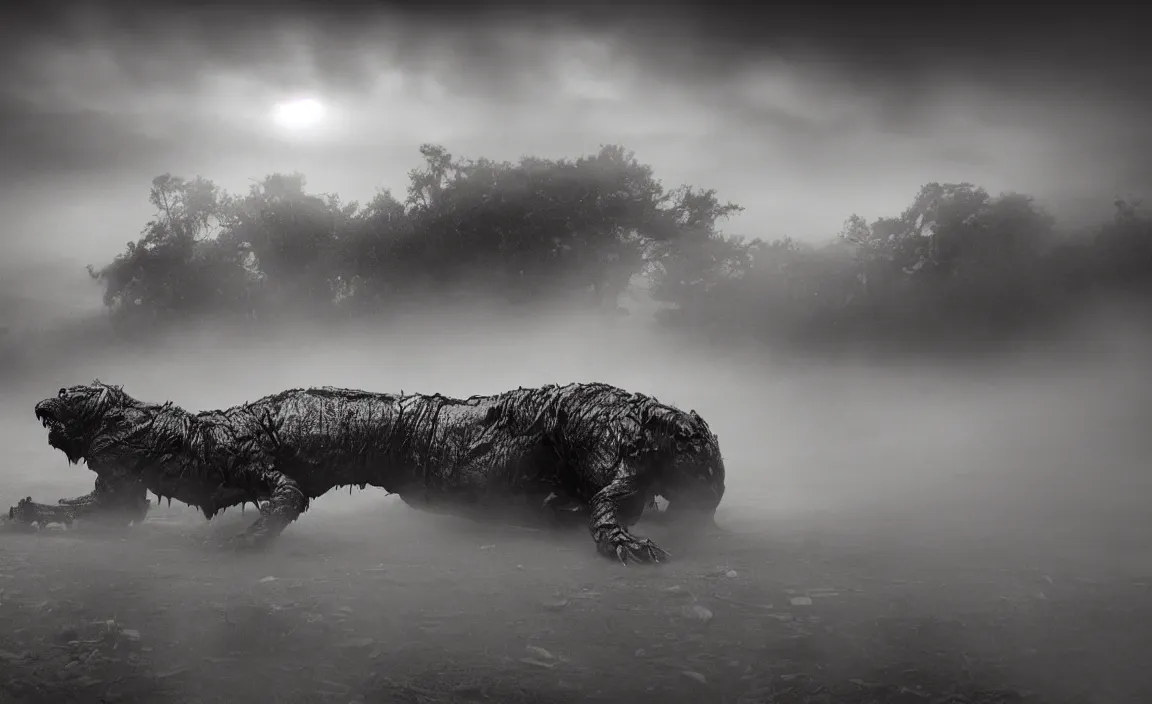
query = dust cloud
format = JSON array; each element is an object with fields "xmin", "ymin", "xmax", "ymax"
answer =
[{"xmin": 1, "ymin": 303, "xmax": 1151, "ymax": 701}]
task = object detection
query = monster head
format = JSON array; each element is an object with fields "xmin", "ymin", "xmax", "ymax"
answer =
[
  {"xmin": 660, "ymin": 410, "xmax": 727, "ymax": 522},
  {"xmin": 35, "ymin": 381, "xmax": 131, "ymax": 464}
]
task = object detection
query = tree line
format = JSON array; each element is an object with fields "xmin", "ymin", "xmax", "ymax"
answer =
[{"xmin": 87, "ymin": 143, "xmax": 1152, "ymax": 352}]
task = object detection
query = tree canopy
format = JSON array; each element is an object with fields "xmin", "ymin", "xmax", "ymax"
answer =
[{"xmin": 86, "ymin": 143, "xmax": 1152, "ymax": 352}]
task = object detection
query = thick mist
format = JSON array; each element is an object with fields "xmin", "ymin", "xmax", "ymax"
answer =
[
  {"xmin": 1, "ymin": 5, "xmax": 1148, "ymax": 292},
  {"xmin": 5, "ymin": 303, "xmax": 1150, "ymax": 552},
  {"xmin": 1, "ymin": 4, "xmax": 1150, "ymax": 701},
  {"xmin": 2, "ymin": 303, "xmax": 1151, "ymax": 701}
]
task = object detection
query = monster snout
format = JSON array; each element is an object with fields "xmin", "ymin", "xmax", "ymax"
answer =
[{"xmin": 34, "ymin": 399, "xmax": 58, "ymax": 424}]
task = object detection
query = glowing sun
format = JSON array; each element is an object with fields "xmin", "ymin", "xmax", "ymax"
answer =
[{"xmin": 271, "ymin": 97, "xmax": 326, "ymax": 130}]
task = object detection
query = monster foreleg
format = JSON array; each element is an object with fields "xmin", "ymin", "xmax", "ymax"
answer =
[
  {"xmin": 56, "ymin": 489, "xmax": 98, "ymax": 507},
  {"xmin": 7, "ymin": 474, "xmax": 150, "ymax": 528},
  {"xmin": 225, "ymin": 466, "xmax": 308, "ymax": 550},
  {"xmin": 588, "ymin": 463, "xmax": 669, "ymax": 564},
  {"xmin": 7, "ymin": 497, "xmax": 79, "ymax": 527}
]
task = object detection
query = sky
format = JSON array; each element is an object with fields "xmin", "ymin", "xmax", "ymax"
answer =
[{"xmin": 0, "ymin": 0, "xmax": 1149, "ymax": 322}]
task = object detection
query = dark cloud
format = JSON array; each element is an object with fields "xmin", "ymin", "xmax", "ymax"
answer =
[
  {"xmin": 0, "ymin": 0, "xmax": 1147, "ymax": 211},
  {"xmin": 3, "ymin": 1, "xmax": 1147, "ymax": 99},
  {"xmin": 0, "ymin": 0, "xmax": 1145, "ymax": 329},
  {"xmin": 0, "ymin": 95, "xmax": 166, "ymax": 178}
]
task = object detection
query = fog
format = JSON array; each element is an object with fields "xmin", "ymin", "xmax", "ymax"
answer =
[
  {"xmin": 6, "ymin": 303, "xmax": 1152, "ymax": 548},
  {"xmin": 1, "ymin": 302, "xmax": 1151, "ymax": 700},
  {"xmin": 2, "ymin": 5, "xmax": 1149, "ymax": 332},
  {"xmin": 1, "ymin": 4, "xmax": 1151, "ymax": 701}
]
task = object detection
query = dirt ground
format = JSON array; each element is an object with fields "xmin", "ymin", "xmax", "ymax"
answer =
[{"xmin": 1, "ymin": 497, "xmax": 1149, "ymax": 704}]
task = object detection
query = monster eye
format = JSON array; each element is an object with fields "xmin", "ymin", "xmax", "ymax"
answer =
[{"xmin": 58, "ymin": 388, "xmax": 67, "ymax": 397}]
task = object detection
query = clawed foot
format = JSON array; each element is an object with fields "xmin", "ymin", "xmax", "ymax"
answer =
[
  {"xmin": 600, "ymin": 529, "xmax": 670, "ymax": 565},
  {"xmin": 8, "ymin": 496, "xmax": 32, "ymax": 522},
  {"xmin": 0, "ymin": 503, "xmax": 36, "ymax": 533}
]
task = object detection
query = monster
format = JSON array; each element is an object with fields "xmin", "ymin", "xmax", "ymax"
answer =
[{"xmin": 9, "ymin": 381, "xmax": 725, "ymax": 563}]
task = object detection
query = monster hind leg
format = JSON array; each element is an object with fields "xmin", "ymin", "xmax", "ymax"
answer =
[{"xmin": 222, "ymin": 465, "xmax": 309, "ymax": 551}]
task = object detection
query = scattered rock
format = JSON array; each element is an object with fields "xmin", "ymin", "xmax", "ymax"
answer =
[
  {"xmin": 681, "ymin": 604, "xmax": 714, "ymax": 623},
  {"xmin": 711, "ymin": 593, "xmax": 773, "ymax": 611},
  {"xmin": 525, "ymin": 645, "xmax": 555, "ymax": 661},
  {"xmin": 681, "ymin": 670, "xmax": 707, "ymax": 685},
  {"xmin": 155, "ymin": 666, "xmax": 191, "ymax": 680},
  {"xmin": 203, "ymin": 656, "xmax": 237, "ymax": 665},
  {"xmin": 540, "ymin": 598, "xmax": 569, "ymax": 611},
  {"xmin": 55, "ymin": 627, "xmax": 80, "ymax": 643}
]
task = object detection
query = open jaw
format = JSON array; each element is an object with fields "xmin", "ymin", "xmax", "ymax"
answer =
[
  {"xmin": 35, "ymin": 406, "xmax": 60, "ymax": 430},
  {"xmin": 36, "ymin": 407, "xmax": 80, "ymax": 463},
  {"xmin": 36, "ymin": 407, "xmax": 65, "ymax": 439}
]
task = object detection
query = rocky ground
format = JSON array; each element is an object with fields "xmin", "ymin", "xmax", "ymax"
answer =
[{"xmin": 0, "ymin": 502, "xmax": 1149, "ymax": 704}]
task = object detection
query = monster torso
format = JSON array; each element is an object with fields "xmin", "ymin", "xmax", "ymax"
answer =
[{"xmin": 71, "ymin": 382, "xmax": 719, "ymax": 530}]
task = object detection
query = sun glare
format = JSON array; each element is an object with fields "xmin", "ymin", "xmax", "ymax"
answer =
[{"xmin": 271, "ymin": 97, "xmax": 326, "ymax": 130}]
